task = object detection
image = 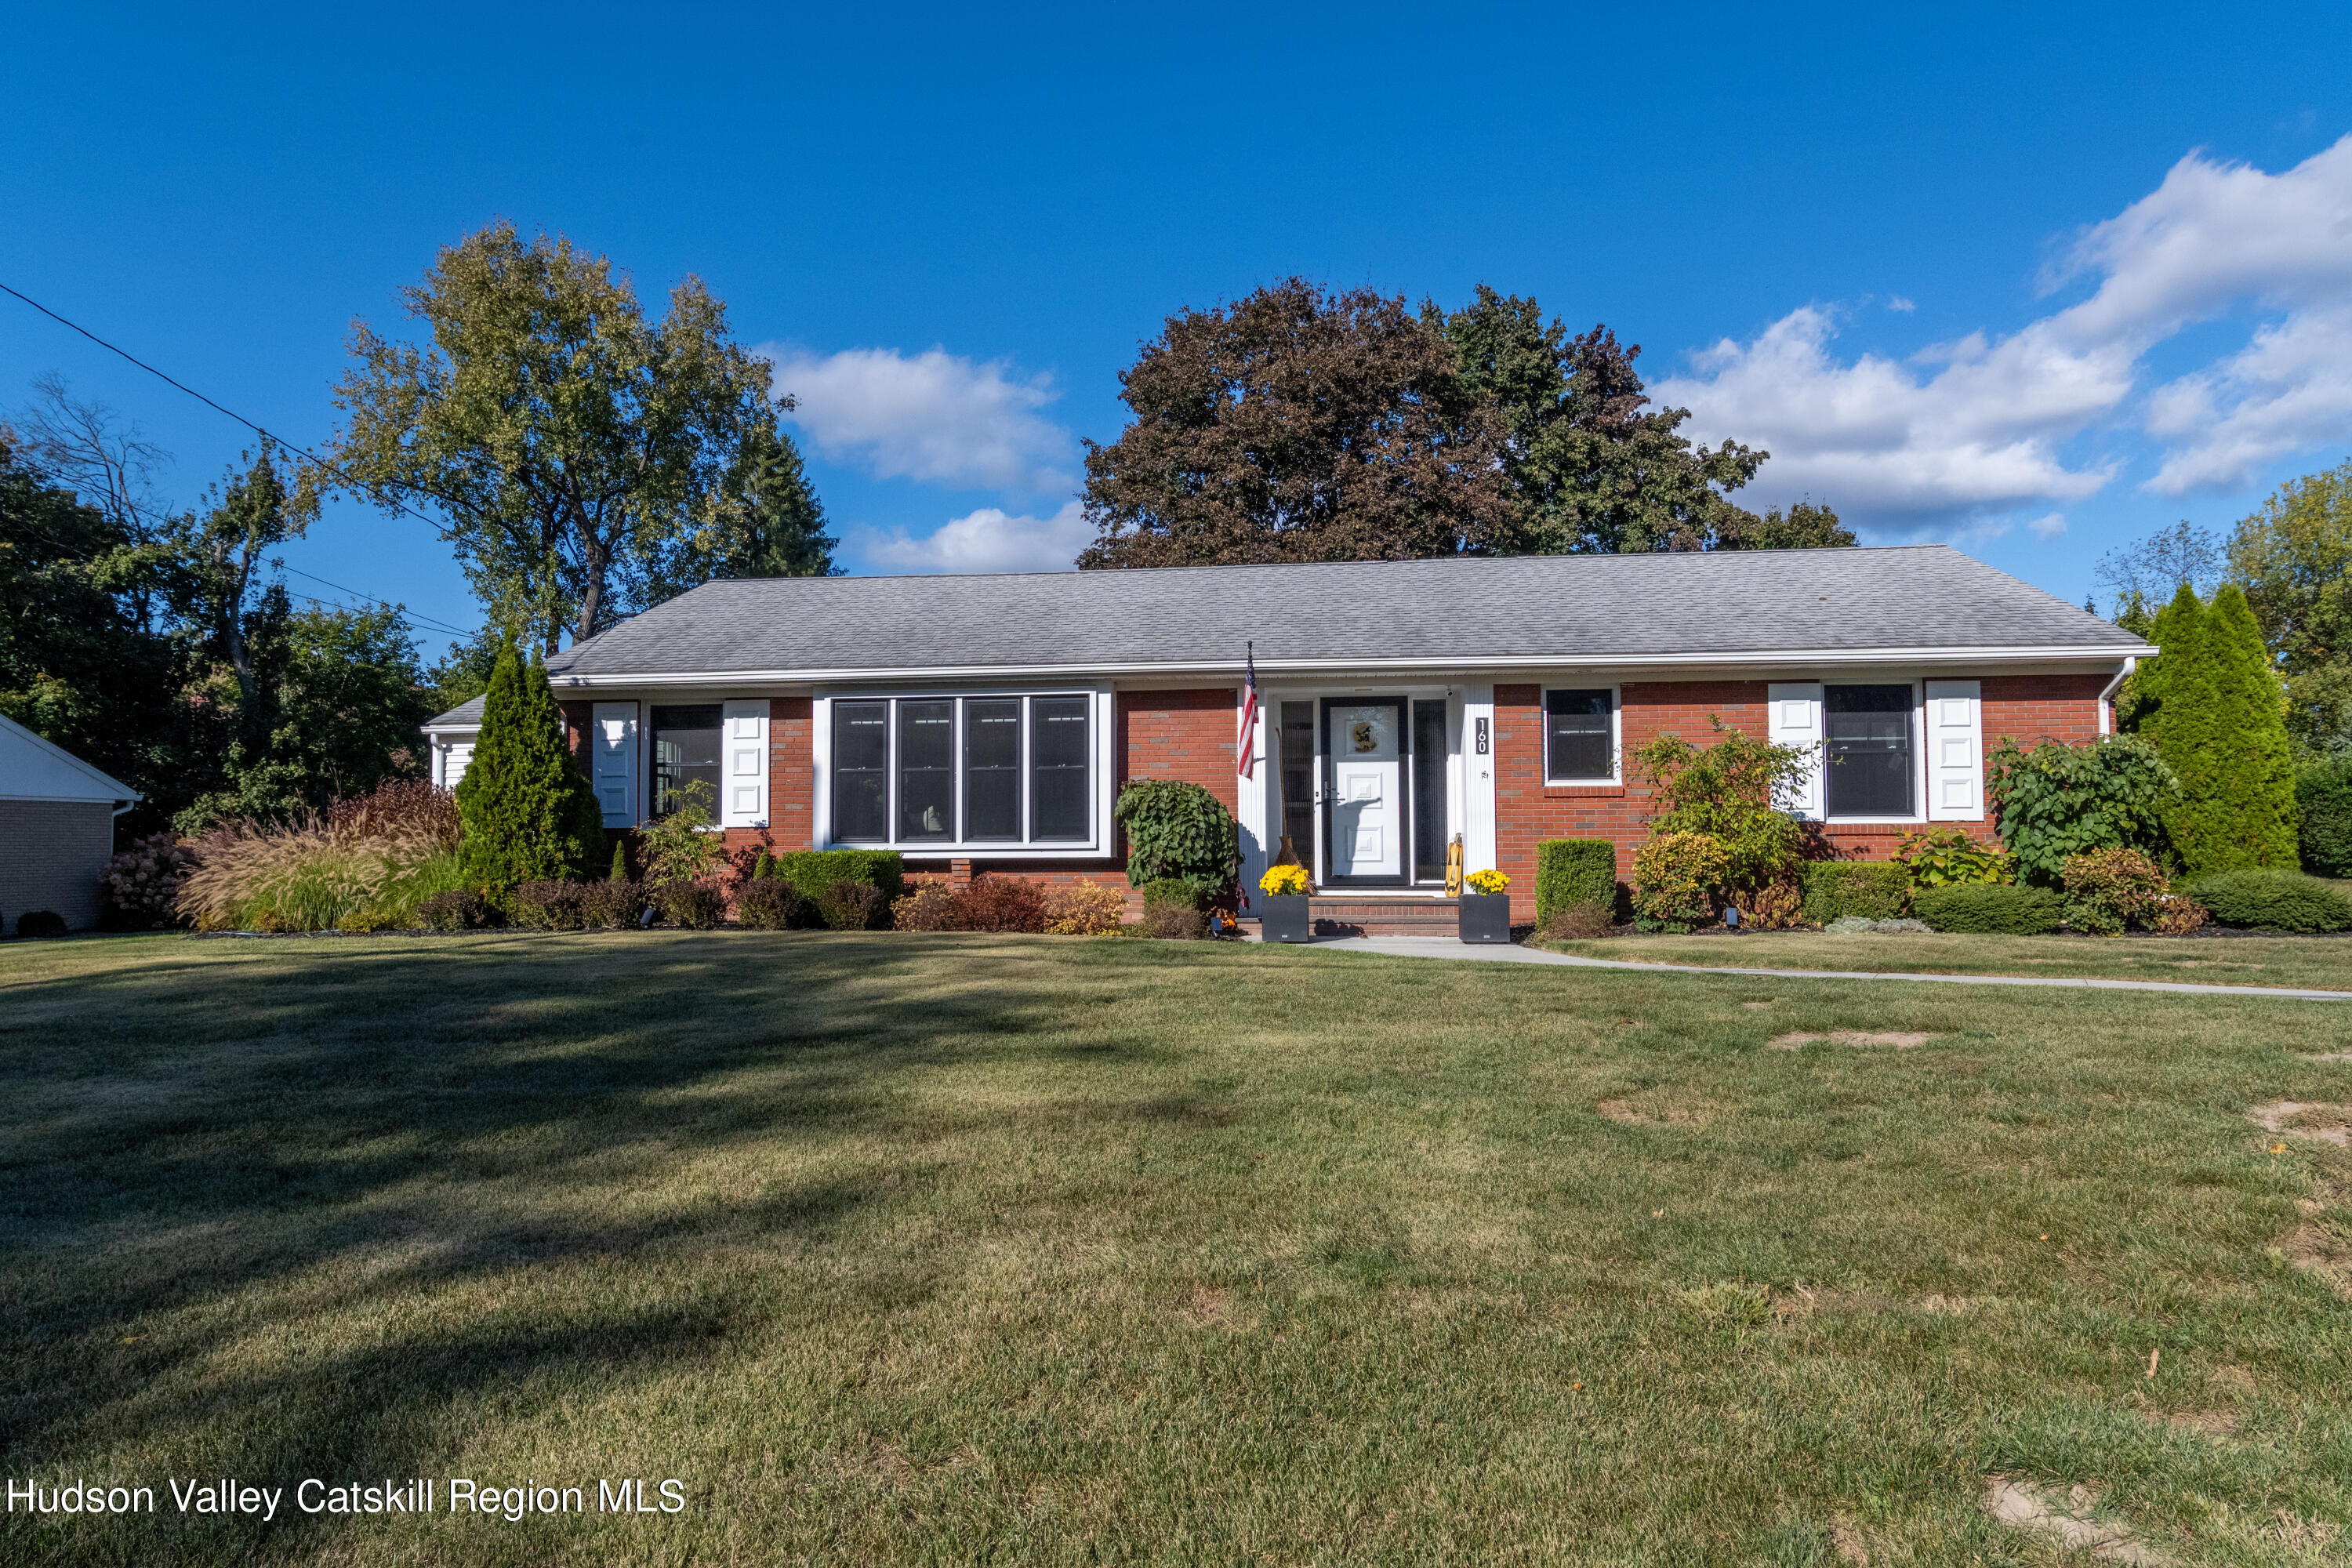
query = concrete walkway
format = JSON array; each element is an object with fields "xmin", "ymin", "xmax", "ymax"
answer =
[{"xmin": 1272, "ymin": 935, "xmax": 2352, "ymax": 1002}]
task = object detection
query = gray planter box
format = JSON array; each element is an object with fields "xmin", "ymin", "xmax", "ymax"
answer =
[
  {"xmin": 1259, "ymin": 894, "xmax": 1312, "ymax": 943},
  {"xmin": 1458, "ymin": 893, "xmax": 1512, "ymax": 944}
]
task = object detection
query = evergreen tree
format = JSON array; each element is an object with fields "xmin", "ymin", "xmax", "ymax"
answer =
[
  {"xmin": 2171, "ymin": 584, "xmax": 2299, "ymax": 874},
  {"xmin": 2125, "ymin": 583, "xmax": 2204, "ymax": 742},
  {"xmin": 455, "ymin": 641, "xmax": 606, "ymax": 906}
]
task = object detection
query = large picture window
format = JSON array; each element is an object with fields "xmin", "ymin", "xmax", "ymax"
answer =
[
  {"xmin": 1825, "ymin": 684, "xmax": 1916, "ymax": 818},
  {"xmin": 828, "ymin": 694, "xmax": 1094, "ymax": 848},
  {"xmin": 652, "ymin": 704, "xmax": 722, "ymax": 818},
  {"xmin": 1544, "ymin": 689, "xmax": 1614, "ymax": 782}
]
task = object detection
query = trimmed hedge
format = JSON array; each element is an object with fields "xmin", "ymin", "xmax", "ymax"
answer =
[
  {"xmin": 2299, "ymin": 758, "xmax": 2352, "ymax": 877},
  {"xmin": 13, "ymin": 909, "xmax": 67, "ymax": 938},
  {"xmin": 1912, "ymin": 884, "xmax": 2063, "ymax": 935},
  {"xmin": 1800, "ymin": 861, "xmax": 1908, "ymax": 924},
  {"xmin": 1137, "ymin": 877, "xmax": 1200, "ymax": 910},
  {"xmin": 771, "ymin": 851, "xmax": 903, "ymax": 927},
  {"xmin": 2183, "ymin": 869, "xmax": 2352, "ymax": 934},
  {"xmin": 1535, "ymin": 839, "xmax": 1617, "ymax": 927}
]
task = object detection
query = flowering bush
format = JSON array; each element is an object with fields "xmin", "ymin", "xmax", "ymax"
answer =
[
  {"xmin": 1259, "ymin": 864, "xmax": 1309, "ymax": 898},
  {"xmin": 101, "ymin": 833, "xmax": 198, "ymax": 928},
  {"xmin": 1044, "ymin": 880, "xmax": 1127, "ymax": 935},
  {"xmin": 1465, "ymin": 869, "xmax": 1509, "ymax": 895},
  {"xmin": 1632, "ymin": 831, "xmax": 1730, "ymax": 933}
]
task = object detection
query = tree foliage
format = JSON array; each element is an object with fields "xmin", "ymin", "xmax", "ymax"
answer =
[
  {"xmin": 454, "ymin": 641, "xmax": 604, "ymax": 905},
  {"xmin": 2228, "ymin": 460, "xmax": 2352, "ymax": 678},
  {"xmin": 1984, "ymin": 735, "xmax": 2177, "ymax": 887},
  {"xmin": 325, "ymin": 222, "xmax": 829, "ymax": 652},
  {"xmin": 1434, "ymin": 285, "xmax": 1777, "ymax": 554},
  {"xmin": 1077, "ymin": 278, "xmax": 1519, "ymax": 567}
]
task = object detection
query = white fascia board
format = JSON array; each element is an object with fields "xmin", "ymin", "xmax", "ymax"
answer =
[{"xmin": 547, "ymin": 644, "xmax": 2146, "ymax": 690}]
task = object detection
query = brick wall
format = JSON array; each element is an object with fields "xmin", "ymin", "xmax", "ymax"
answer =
[
  {"xmin": 1117, "ymin": 688, "xmax": 1240, "ymax": 813},
  {"xmin": 1492, "ymin": 673, "xmax": 2108, "ymax": 920},
  {"xmin": 0, "ymin": 799, "xmax": 113, "ymax": 932}
]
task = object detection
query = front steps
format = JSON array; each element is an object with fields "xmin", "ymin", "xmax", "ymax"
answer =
[{"xmin": 1262, "ymin": 896, "xmax": 1465, "ymax": 938}]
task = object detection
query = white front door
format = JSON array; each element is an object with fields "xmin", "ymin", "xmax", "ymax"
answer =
[{"xmin": 1327, "ymin": 702, "xmax": 1402, "ymax": 880}]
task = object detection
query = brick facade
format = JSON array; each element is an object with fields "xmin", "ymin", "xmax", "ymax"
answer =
[{"xmin": 0, "ymin": 799, "xmax": 112, "ymax": 932}]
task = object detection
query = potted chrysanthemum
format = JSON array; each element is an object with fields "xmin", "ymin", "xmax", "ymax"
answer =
[
  {"xmin": 1459, "ymin": 868, "xmax": 1512, "ymax": 944},
  {"xmin": 1258, "ymin": 863, "xmax": 1312, "ymax": 943}
]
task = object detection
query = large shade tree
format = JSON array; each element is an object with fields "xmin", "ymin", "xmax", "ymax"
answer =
[
  {"xmin": 325, "ymin": 223, "xmax": 832, "ymax": 652},
  {"xmin": 1076, "ymin": 278, "xmax": 1519, "ymax": 568}
]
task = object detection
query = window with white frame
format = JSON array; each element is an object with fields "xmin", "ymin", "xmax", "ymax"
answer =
[
  {"xmin": 1543, "ymin": 688, "xmax": 1617, "ymax": 782},
  {"xmin": 1824, "ymin": 684, "xmax": 1916, "ymax": 818},
  {"xmin": 829, "ymin": 695, "xmax": 1093, "ymax": 847}
]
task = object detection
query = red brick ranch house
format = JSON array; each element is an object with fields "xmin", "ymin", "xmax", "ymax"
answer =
[{"xmin": 421, "ymin": 546, "xmax": 2147, "ymax": 928}]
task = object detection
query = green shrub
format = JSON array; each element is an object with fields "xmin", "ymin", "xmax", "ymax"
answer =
[
  {"xmin": 1985, "ymin": 734, "xmax": 2177, "ymax": 887},
  {"xmin": 2183, "ymin": 869, "xmax": 2352, "ymax": 933},
  {"xmin": 735, "ymin": 877, "xmax": 802, "ymax": 931},
  {"xmin": 455, "ymin": 641, "xmax": 605, "ymax": 909},
  {"xmin": 771, "ymin": 851, "xmax": 904, "ymax": 924},
  {"xmin": 2299, "ymin": 758, "xmax": 2352, "ymax": 876},
  {"xmin": 579, "ymin": 878, "xmax": 645, "ymax": 930},
  {"xmin": 1912, "ymin": 884, "xmax": 2063, "ymax": 935},
  {"xmin": 1137, "ymin": 877, "xmax": 1201, "ymax": 910},
  {"xmin": 14, "ymin": 910, "xmax": 67, "ymax": 938},
  {"xmin": 2061, "ymin": 847, "xmax": 2169, "ymax": 935},
  {"xmin": 635, "ymin": 779, "xmax": 725, "ymax": 887},
  {"xmin": 1534, "ymin": 839, "xmax": 1617, "ymax": 927},
  {"xmin": 1114, "ymin": 780, "xmax": 1240, "ymax": 903},
  {"xmin": 1630, "ymin": 721, "xmax": 1811, "ymax": 898},
  {"xmin": 1893, "ymin": 827, "xmax": 2010, "ymax": 890},
  {"xmin": 1799, "ymin": 861, "xmax": 1909, "ymax": 924},
  {"xmin": 2154, "ymin": 583, "xmax": 2301, "ymax": 877},
  {"xmin": 816, "ymin": 879, "xmax": 884, "ymax": 931},
  {"xmin": 655, "ymin": 880, "xmax": 726, "ymax": 930},
  {"xmin": 1631, "ymin": 831, "xmax": 1728, "ymax": 934},
  {"xmin": 512, "ymin": 880, "xmax": 588, "ymax": 931}
]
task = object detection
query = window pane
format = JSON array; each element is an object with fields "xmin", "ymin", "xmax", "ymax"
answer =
[
  {"xmin": 1279, "ymin": 701, "xmax": 1315, "ymax": 860},
  {"xmin": 964, "ymin": 699, "xmax": 1022, "ymax": 841},
  {"xmin": 1545, "ymin": 689, "xmax": 1613, "ymax": 780},
  {"xmin": 1030, "ymin": 696, "xmax": 1090, "ymax": 840},
  {"xmin": 1412, "ymin": 700, "xmax": 1448, "ymax": 883},
  {"xmin": 831, "ymin": 701, "xmax": 889, "ymax": 841},
  {"xmin": 1825, "ymin": 684, "xmax": 1915, "ymax": 817},
  {"xmin": 897, "ymin": 700, "xmax": 955, "ymax": 840},
  {"xmin": 652, "ymin": 703, "xmax": 723, "ymax": 818}
]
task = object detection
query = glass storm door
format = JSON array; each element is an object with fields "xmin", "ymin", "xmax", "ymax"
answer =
[{"xmin": 1324, "ymin": 699, "xmax": 1405, "ymax": 883}]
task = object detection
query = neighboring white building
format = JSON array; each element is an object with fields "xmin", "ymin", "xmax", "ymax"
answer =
[
  {"xmin": 423, "ymin": 695, "xmax": 484, "ymax": 792},
  {"xmin": 0, "ymin": 714, "xmax": 140, "ymax": 933}
]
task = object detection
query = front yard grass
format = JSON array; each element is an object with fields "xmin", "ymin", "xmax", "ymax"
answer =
[
  {"xmin": 4, "ymin": 931, "xmax": 2351, "ymax": 1566},
  {"xmin": 1538, "ymin": 931, "xmax": 2352, "ymax": 991}
]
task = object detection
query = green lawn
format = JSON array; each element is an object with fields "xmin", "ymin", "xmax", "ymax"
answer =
[
  {"xmin": 1537, "ymin": 931, "xmax": 2352, "ymax": 992},
  {"xmin": 5, "ymin": 931, "xmax": 2351, "ymax": 1566}
]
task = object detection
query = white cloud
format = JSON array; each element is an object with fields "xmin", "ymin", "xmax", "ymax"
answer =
[
  {"xmin": 2027, "ymin": 513, "xmax": 2068, "ymax": 539},
  {"xmin": 847, "ymin": 501, "xmax": 1094, "ymax": 575},
  {"xmin": 1660, "ymin": 134, "xmax": 2352, "ymax": 527},
  {"xmin": 761, "ymin": 345, "xmax": 1076, "ymax": 493},
  {"xmin": 1886, "ymin": 296, "xmax": 1917, "ymax": 313}
]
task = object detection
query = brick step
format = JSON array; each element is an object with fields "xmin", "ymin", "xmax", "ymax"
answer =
[{"xmin": 1250, "ymin": 896, "xmax": 1468, "ymax": 938}]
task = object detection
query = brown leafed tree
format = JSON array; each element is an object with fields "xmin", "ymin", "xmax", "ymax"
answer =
[{"xmin": 1076, "ymin": 279, "xmax": 1517, "ymax": 568}]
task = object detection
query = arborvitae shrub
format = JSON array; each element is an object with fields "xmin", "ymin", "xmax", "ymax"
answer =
[
  {"xmin": 2183, "ymin": 869, "xmax": 2352, "ymax": 933},
  {"xmin": 1534, "ymin": 839, "xmax": 1617, "ymax": 927},
  {"xmin": 2161, "ymin": 585, "xmax": 2300, "ymax": 877},
  {"xmin": 1912, "ymin": 884, "xmax": 2063, "ymax": 935},
  {"xmin": 455, "ymin": 643, "xmax": 605, "ymax": 909},
  {"xmin": 2296, "ymin": 758, "xmax": 2352, "ymax": 876},
  {"xmin": 1799, "ymin": 861, "xmax": 1909, "ymax": 924}
]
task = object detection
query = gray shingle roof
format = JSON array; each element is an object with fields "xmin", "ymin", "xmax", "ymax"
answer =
[
  {"xmin": 538, "ymin": 546, "xmax": 2142, "ymax": 683},
  {"xmin": 423, "ymin": 695, "xmax": 485, "ymax": 729}
]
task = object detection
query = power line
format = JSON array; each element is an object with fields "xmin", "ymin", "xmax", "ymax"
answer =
[{"xmin": 2, "ymin": 278, "xmax": 484, "ymax": 641}]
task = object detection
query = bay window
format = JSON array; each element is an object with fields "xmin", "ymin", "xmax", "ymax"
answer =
[{"xmin": 829, "ymin": 694, "xmax": 1094, "ymax": 848}]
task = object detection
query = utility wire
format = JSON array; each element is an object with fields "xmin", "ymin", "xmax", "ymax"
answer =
[{"xmin": 2, "ymin": 279, "xmax": 482, "ymax": 640}]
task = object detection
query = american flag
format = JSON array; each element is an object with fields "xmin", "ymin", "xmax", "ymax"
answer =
[{"xmin": 1236, "ymin": 642, "xmax": 1258, "ymax": 779}]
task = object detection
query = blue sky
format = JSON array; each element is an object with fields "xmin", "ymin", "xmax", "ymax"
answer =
[{"xmin": 6, "ymin": 2, "xmax": 2352, "ymax": 655}]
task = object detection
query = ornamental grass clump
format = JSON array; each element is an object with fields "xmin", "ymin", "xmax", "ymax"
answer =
[{"xmin": 175, "ymin": 779, "xmax": 466, "ymax": 931}]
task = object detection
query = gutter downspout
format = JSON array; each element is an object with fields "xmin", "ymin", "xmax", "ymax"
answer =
[{"xmin": 2096, "ymin": 656, "xmax": 2137, "ymax": 736}]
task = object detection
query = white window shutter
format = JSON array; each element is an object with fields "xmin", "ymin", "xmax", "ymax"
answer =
[
  {"xmin": 1767, "ymin": 683, "xmax": 1824, "ymax": 818},
  {"xmin": 720, "ymin": 699, "xmax": 770, "ymax": 827},
  {"xmin": 1925, "ymin": 680, "xmax": 1983, "ymax": 821},
  {"xmin": 590, "ymin": 703, "xmax": 639, "ymax": 828}
]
